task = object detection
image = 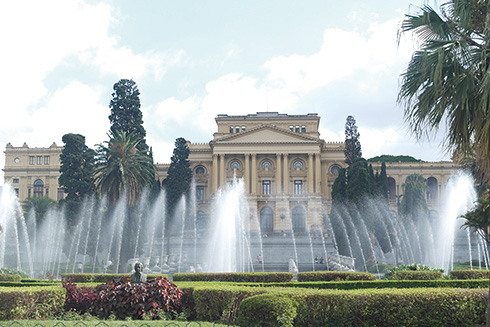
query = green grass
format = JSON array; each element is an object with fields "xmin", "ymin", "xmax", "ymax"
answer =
[{"xmin": 0, "ymin": 320, "xmax": 233, "ymax": 327}]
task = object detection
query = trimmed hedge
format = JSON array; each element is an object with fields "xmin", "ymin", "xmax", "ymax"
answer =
[
  {"xmin": 392, "ymin": 271, "xmax": 443, "ymax": 280},
  {"xmin": 256, "ymin": 279, "xmax": 488, "ymax": 290},
  {"xmin": 297, "ymin": 271, "xmax": 376, "ymax": 282},
  {"xmin": 180, "ymin": 284, "xmax": 487, "ymax": 326},
  {"xmin": 173, "ymin": 272, "xmax": 293, "ymax": 283},
  {"xmin": 0, "ymin": 274, "xmax": 21, "ymax": 282},
  {"xmin": 450, "ymin": 269, "xmax": 490, "ymax": 280},
  {"xmin": 0, "ymin": 286, "xmax": 65, "ymax": 320},
  {"xmin": 237, "ymin": 293, "xmax": 296, "ymax": 327},
  {"xmin": 60, "ymin": 273, "xmax": 168, "ymax": 283}
]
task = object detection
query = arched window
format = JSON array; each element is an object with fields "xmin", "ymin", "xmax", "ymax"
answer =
[
  {"xmin": 230, "ymin": 161, "xmax": 241, "ymax": 170},
  {"xmin": 427, "ymin": 177, "xmax": 438, "ymax": 200},
  {"xmin": 292, "ymin": 206, "xmax": 305, "ymax": 232},
  {"xmin": 330, "ymin": 165, "xmax": 340, "ymax": 174},
  {"xmin": 33, "ymin": 179, "xmax": 44, "ymax": 197},
  {"xmin": 293, "ymin": 160, "xmax": 303, "ymax": 169},
  {"xmin": 260, "ymin": 207, "xmax": 274, "ymax": 232},
  {"xmin": 262, "ymin": 160, "xmax": 272, "ymax": 169},
  {"xmin": 195, "ymin": 166, "xmax": 205, "ymax": 175}
]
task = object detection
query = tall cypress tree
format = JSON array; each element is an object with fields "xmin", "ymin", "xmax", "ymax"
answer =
[
  {"xmin": 344, "ymin": 115, "xmax": 362, "ymax": 166},
  {"xmin": 59, "ymin": 133, "xmax": 95, "ymax": 202},
  {"xmin": 108, "ymin": 79, "xmax": 148, "ymax": 152},
  {"xmin": 165, "ymin": 137, "xmax": 193, "ymax": 217}
]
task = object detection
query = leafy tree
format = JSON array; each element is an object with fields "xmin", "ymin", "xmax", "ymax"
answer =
[
  {"xmin": 95, "ymin": 130, "xmax": 156, "ymax": 206},
  {"xmin": 331, "ymin": 168, "xmax": 347, "ymax": 204},
  {"xmin": 399, "ymin": 174, "xmax": 429, "ymax": 218},
  {"xmin": 59, "ymin": 133, "xmax": 95, "ymax": 202},
  {"xmin": 462, "ymin": 190, "xmax": 490, "ymax": 244},
  {"xmin": 108, "ymin": 79, "xmax": 148, "ymax": 152},
  {"xmin": 344, "ymin": 115, "xmax": 362, "ymax": 166},
  {"xmin": 22, "ymin": 196, "xmax": 57, "ymax": 226},
  {"xmin": 165, "ymin": 137, "xmax": 193, "ymax": 217},
  {"xmin": 346, "ymin": 158, "xmax": 372, "ymax": 205},
  {"xmin": 368, "ymin": 155, "xmax": 422, "ymax": 163},
  {"xmin": 374, "ymin": 162, "xmax": 389, "ymax": 200}
]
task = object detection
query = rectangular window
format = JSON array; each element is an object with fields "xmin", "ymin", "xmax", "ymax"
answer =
[
  {"xmin": 37, "ymin": 156, "xmax": 42, "ymax": 165},
  {"xmin": 196, "ymin": 185, "xmax": 204, "ymax": 201},
  {"xmin": 295, "ymin": 126, "xmax": 300, "ymax": 133},
  {"xmin": 236, "ymin": 126, "xmax": 240, "ymax": 133},
  {"xmin": 29, "ymin": 156, "xmax": 35, "ymax": 165},
  {"xmin": 14, "ymin": 188, "xmax": 19, "ymax": 196},
  {"xmin": 301, "ymin": 126, "xmax": 306, "ymax": 133},
  {"xmin": 28, "ymin": 189, "xmax": 31, "ymax": 198},
  {"xmin": 289, "ymin": 125, "xmax": 293, "ymax": 132},
  {"xmin": 57, "ymin": 188, "xmax": 65, "ymax": 201},
  {"xmin": 12, "ymin": 178, "xmax": 19, "ymax": 184},
  {"xmin": 241, "ymin": 126, "xmax": 246, "ymax": 132},
  {"xmin": 262, "ymin": 180, "xmax": 271, "ymax": 195},
  {"xmin": 44, "ymin": 156, "xmax": 50, "ymax": 165},
  {"xmin": 229, "ymin": 126, "xmax": 234, "ymax": 133},
  {"xmin": 294, "ymin": 180, "xmax": 303, "ymax": 195}
]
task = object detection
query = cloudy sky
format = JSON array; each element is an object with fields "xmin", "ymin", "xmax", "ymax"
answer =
[{"xmin": 0, "ymin": 0, "xmax": 450, "ymax": 183}]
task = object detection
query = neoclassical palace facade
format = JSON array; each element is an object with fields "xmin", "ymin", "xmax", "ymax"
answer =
[{"xmin": 3, "ymin": 112, "xmax": 460, "ymax": 229}]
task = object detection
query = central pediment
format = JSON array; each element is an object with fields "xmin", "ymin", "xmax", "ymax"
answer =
[{"xmin": 214, "ymin": 125, "xmax": 321, "ymax": 144}]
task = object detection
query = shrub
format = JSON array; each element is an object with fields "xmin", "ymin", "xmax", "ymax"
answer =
[
  {"xmin": 62, "ymin": 278, "xmax": 98, "ymax": 314},
  {"xmin": 450, "ymin": 270, "xmax": 490, "ymax": 280},
  {"xmin": 384, "ymin": 264, "xmax": 443, "ymax": 280},
  {"xmin": 237, "ymin": 293, "xmax": 296, "ymax": 327},
  {"xmin": 297, "ymin": 271, "xmax": 376, "ymax": 282},
  {"xmin": 0, "ymin": 274, "xmax": 21, "ymax": 282},
  {"xmin": 0, "ymin": 268, "xmax": 28, "ymax": 279},
  {"xmin": 92, "ymin": 277, "xmax": 183, "ymax": 320},
  {"xmin": 61, "ymin": 273, "xmax": 168, "ymax": 283},
  {"xmin": 0, "ymin": 287, "xmax": 65, "ymax": 320},
  {"xmin": 173, "ymin": 272, "xmax": 293, "ymax": 283}
]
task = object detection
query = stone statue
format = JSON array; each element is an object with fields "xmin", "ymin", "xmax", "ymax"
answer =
[{"xmin": 130, "ymin": 262, "xmax": 147, "ymax": 283}]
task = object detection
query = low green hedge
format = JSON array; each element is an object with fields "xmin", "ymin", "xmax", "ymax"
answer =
[
  {"xmin": 0, "ymin": 281, "xmax": 62, "ymax": 288},
  {"xmin": 0, "ymin": 274, "xmax": 21, "ymax": 282},
  {"xmin": 258, "ymin": 279, "xmax": 488, "ymax": 290},
  {"xmin": 180, "ymin": 285, "xmax": 486, "ymax": 326},
  {"xmin": 60, "ymin": 273, "xmax": 168, "ymax": 283},
  {"xmin": 173, "ymin": 272, "xmax": 293, "ymax": 283},
  {"xmin": 0, "ymin": 286, "xmax": 65, "ymax": 320},
  {"xmin": 297, "ymin": 271, "xmax": 376, "ymax": 282},
  {"xmin": 392, "ymin": 271, "xmax": 443, "ymax": 280},
  {"xmin": 450, "ymin": 270, "xmax": 490, "ymax": 280},
  {"xmin": 237, "ymin": 293, "xmax": 296, "ymax": 327}
]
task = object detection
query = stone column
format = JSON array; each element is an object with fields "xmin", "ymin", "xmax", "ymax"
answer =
[
  {"xmin": 315, "ymin": 153, "xmax": 321, "ymax": 193},
  {"xmin": 307, "ymin": 153, "xmax": 314, "ymax": 193},
  {"xmin": 283, "ymin": 153, "xmax": 289, "ymax": 194},
  {"xmin": 219, "ymin": 154, "xmax": 225, "ymax": 189},
  {"xmin": 251, "ymin": 153, "xmax": 257, "ymax": 195},
  {"xmin": 275, "ymin": 153, "xmax": 282, "ymax": 194},
  {"xmin": 244, "ymin": 153, "xmax": 250, "ymax": 194},
  {"xmin": 212, "ymin": 154, "xmax": 218, "ymax": 193}
]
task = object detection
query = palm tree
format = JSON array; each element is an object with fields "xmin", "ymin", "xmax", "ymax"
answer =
[
  {"xmin": 95, "ymin": 130, "xmax": 155, "ymax": 206},
  {"xmin": 398, "ymin": 1, "xmax": 490, "ymax": 324}
]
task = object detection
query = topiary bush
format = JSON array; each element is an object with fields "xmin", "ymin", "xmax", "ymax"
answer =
[
  {"xmin": 297, "ymin": 271, "xmax": 376, "ymax": 282},
  {"xmin": 0, "ymin": 274, "xmax": 21, "ymax": 282},
  {"xmin": 384, "ymin": 264, "xmax": 443, "ymax": 280},
  {"xmin": 450, "ymin": 269, "xmax": 490, "ymax": 280},
  {"xmin": 0, "ymin": 268, "xmax": 28, "ymax": 279},
  {"xmin": 173, "ymin": 272, "xmax": 293, "ymax": 283},
  {"xmin": 61, "ymin": 273, "xmax": 169, "ymax": 283},
  {"xmin": 237, "ymin": 293, "xmax": 296, "ymax": 327},
  {"xmin": 62, "ymin": 278, "xmax": 97, "ymax": 314}
]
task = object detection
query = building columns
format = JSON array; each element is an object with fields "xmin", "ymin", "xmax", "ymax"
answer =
[
  {"xmin": 251, "ymin": 154, "xmax": 257, "ymax": 194},
  {"xmin": 307, "ymin": 153, "xmax": 314, "ymax": 193},
  {"xmin": 275, "ymin": 153, "xmax": 282, "ymax": 194},
  {"xmin": 219, "ymin": 154, "xmax": 225, "ymax": 189},
  {"xmin": 212, "ymin": 154, "xmax": 218, "ymax": 193},
  {"xmin": 244, "ymin": 153, "xmax": 250, "ymax": 194},
  {"xmin": 283, "ymin": 153, "xmax": 289, "ymax": 194},
  {"xmin": 315, "ymin": 153, "xmax": 321, "ymax": 193}
]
